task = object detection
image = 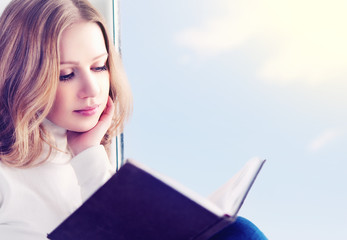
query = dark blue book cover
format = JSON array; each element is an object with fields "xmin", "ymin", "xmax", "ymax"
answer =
[{"xmin": 48, "ymin": 159, "xmax": 264, "ymax": 240}]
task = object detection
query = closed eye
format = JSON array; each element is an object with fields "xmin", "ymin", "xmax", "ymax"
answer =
[
  {"xmin": 92, "ymin": 65, "xmax": 107, "ymax": 72},
  {"xmin": 59, "ymin": 72, "xmax": 74, "ymax": 81}
]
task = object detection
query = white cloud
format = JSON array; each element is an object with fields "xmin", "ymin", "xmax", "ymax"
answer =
[
  {"xmin": 308, "ymin": 129, "xmax": 342, "ymax": 152},
  {"xmin": 175, "ymin": 0, "xmax": 260, "ymax": 56},
  {"xmin": 175, "ymin": 0, "xmax": 347, "ymax": 84}
]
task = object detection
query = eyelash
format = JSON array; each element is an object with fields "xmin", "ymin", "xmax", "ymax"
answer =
[
  {"xmin": 94, "ymin": 65, "xmax": 107, "ymax": 72},
  {"xmin": 59, "ymin": 72, "xmax": 74, "ymax": 81},
  {"xmin": 59, "ymin": 65, "xmax": 108, "ymax": 82}
]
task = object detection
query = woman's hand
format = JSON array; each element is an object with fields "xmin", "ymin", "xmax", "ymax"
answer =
[{"xmin": 67, "ymin": 97, "xmax": 115, "ymax": 156}]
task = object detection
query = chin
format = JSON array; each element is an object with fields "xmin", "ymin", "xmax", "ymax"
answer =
[{"xmin": 67, "ymin": 119, "xmax": 99, "ymax": 132}]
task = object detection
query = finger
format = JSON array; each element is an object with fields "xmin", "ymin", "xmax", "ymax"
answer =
[{"xmin": 99, "ymin": 96, "xmax": 115, "ymax": 123}]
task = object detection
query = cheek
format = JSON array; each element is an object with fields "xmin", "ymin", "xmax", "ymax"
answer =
[
  {"xmin": 51, "ymin": 87, "xmax": 73, "ymax": 113},
  {"xmin": 101, "ymin": 75, "xmax": 110, "ymax": 98}
]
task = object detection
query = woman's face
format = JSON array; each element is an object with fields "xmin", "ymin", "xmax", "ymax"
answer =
[{"xmin": 47, "ymin": 21, "xmax": 110, "ymax": 132}]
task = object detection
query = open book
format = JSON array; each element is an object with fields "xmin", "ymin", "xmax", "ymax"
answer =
[{"xmin": 48, "ymin": 158, "xmax": 265, "ymax": 240}]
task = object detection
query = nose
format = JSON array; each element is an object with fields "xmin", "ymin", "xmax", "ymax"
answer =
[{"xmin": 77, "ymin": 71, "xmax": 100, "ymax": 99}]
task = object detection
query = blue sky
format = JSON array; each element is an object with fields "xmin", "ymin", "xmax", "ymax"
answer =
[
  {"xmin": 1, "ymin": 0, "xmax": 347, "ymax": 239},
  {"xmin": 119, "ymin": 0, "xmax": 347, "ymax": 239}
]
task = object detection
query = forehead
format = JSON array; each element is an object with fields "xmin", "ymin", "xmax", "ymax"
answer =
[{"xmin": 59, "ymin": 21, "xmax": 107, "ymax": 62}]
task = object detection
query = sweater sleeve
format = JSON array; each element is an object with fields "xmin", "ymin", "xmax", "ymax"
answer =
[
  {"xmin": 0, "ymin": 225, "xmax": 47, "ymax": 240},
  {"xmin": 70, "ymin": 145, "xmax": 115, "ymax": 202}
]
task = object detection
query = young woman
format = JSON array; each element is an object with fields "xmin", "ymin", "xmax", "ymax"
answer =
[
  {"xmin": 0, "ymin": 0, "xmax": 131, "ymax": 238},
  {"xmin": 0, "ymin": 0, "xmax": 267, "ymax": 239}
]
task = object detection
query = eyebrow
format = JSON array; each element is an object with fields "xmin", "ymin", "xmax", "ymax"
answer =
[{"xmin": 60, "ymin": 52, "xmax": 108, "ymax": 65}]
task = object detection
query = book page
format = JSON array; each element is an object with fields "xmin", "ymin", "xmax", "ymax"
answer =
[
  {"xmin": 207, "ymin": 158, "xmax": 265, "ymax": 216},
  {"xmin": 126, "ymin": 159, "xmax": 225, "ymax": 216}
]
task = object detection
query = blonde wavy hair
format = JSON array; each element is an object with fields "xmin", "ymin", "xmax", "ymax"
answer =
[{"xmin": 0, "ymin": 0, "xmax": 132, "ymax": 167}]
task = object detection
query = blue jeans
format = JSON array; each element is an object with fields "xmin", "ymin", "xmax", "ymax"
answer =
[{"xmin": 209, "ymin": 217, "xmax": 268, "ymax": 240}]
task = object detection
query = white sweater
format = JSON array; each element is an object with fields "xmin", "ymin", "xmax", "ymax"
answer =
[{"xmin": 0, "ymin": 120, "xmax": 116, "ymax": 239}]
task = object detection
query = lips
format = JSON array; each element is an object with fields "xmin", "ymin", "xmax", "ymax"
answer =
[{"xmin": 74, "ymin": 105, "xmax": 100, "ymax": 116}]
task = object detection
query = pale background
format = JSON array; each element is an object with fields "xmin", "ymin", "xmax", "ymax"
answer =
[{"xmin": 1, "ymin": 1, "xmax": 347, "ymax": 239}]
